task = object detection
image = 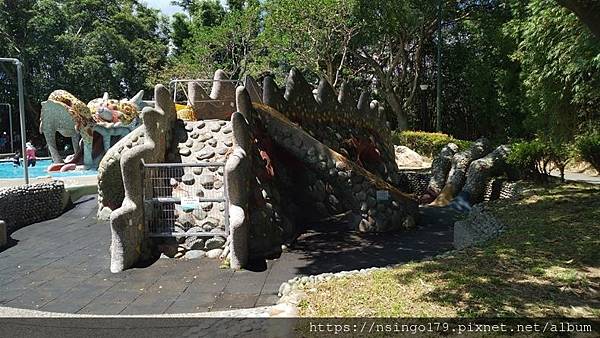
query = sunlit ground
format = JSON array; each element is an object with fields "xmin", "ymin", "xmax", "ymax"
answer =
[{"xmin": 298, "ymin": 183, "xmax": 600, "ymax": 317}]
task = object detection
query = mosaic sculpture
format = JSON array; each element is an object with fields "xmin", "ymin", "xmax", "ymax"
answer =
[{"xmin": 40, "ymin": 90, "xmax": 145, "ymax": 169}]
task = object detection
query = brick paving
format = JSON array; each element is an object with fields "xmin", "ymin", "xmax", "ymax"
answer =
[{"xmin": 0, "ymin": 195, "xmax": 455, "ymax": 315}]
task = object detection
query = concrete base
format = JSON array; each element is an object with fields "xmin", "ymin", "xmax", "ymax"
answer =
[{"xmin": 0, "ymin": 220, "xmax": 6, "ymax": 248}]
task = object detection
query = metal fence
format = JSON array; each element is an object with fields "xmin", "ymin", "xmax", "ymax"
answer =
[{"xmin": 142, "ymin": 161, "xmax": 229, "ymax": 238}]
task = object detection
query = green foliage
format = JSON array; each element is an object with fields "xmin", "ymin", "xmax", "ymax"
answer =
[
  {"xmin": 391, "ymin": 131, "xmax": 471, "ymax": 158},
  {"xmin": 507, "ymin": 139, "xmax": 548, "ymax": 179},
  {"xmin": 506, "ymin": 0, "xmax": 600, "ymax": 139},
  {"xmin": 159, "ymin": 0, "xmax": 261, "ymax": 80},
  {"xmin": 507, "ymin": 138, "xmax": 573, "ymax": 181},
  {"xmin": 193, "ymin": 0, "xmax": 225, "ymax": 27},
  {"xmin": 260, "ymin": 0, "xmax": 358, "ymax": 85},
  {"xmin": 442, "ymin": 3, "xmax": 525, "ymax": 140},
  {"xmin": 575, "ymin": 130, "xmax": 600, "ymax": 172},
  {"xmin": 171, "ymin": 13, "xmax": 192, "ymax": 55}
]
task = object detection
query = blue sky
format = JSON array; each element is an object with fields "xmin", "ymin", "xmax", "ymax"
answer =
[
  {"xmin": 144, "ymin": 0, "xmax": 183, "ymax": 16},
  {"xmin": 144, "ymin": 0, "xmax": 228, "ymax": 16}
]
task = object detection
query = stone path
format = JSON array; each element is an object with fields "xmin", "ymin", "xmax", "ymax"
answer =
[{"xmin": 0, "ymin": 195, "xmax": 455, "ymax": 315}]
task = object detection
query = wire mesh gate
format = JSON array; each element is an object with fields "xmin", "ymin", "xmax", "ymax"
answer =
[{"xmin": 142, "ymin": 161, "xmax": 230, "ymax": 239}]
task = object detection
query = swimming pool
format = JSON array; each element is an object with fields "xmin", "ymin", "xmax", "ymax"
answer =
[{"xmin": 0, "ymin": 159, "xmax": 97, "ymax": 179}]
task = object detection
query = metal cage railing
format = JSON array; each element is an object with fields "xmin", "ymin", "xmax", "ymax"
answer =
[{"xmin": 142, "ymin": 161, "xmax": 230, "ymax": 238}]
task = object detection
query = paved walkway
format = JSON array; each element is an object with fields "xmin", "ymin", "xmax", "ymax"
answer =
[
  {"xmin": 0, "ymin": 196, "xmax": 455, "ymax": 315},
  {"xmin": 550, "ymin": 170, "xmax": 600, "ymax": 185}
]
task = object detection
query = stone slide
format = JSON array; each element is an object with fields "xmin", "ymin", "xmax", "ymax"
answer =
[{"xmin": 101, "ymin": 69, "xmax": 419, "ymax": 272}]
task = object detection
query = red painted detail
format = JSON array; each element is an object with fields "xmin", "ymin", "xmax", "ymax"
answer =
[
  {"xmin": 60, "ymin": 163, "xmax": 77, "ymax": 172},
  {"xmin": 341, "ymin": 136, "xmax": 382, "ymax": 167},
  {"xmin": 254, "ymin": 125, "xmax": 276, "ymax": 180},
  {"xmin": 47, "ymin": 163, "xmax": 64, "ymax": 172}
]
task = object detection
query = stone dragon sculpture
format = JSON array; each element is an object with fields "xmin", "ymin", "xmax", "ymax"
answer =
[{"xmin": 40, "ymin": 90, "xmax": 145, "ymax": 169}]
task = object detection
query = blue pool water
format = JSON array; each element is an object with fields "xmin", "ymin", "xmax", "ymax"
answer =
[{"xmin": 0, "ymin": 159, "xmax": 97, "ymax": 179}]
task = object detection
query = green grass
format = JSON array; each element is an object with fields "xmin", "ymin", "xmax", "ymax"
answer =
[{"xmin": 298, "ymin": 183, "xmax": 600, "ymax": 317}]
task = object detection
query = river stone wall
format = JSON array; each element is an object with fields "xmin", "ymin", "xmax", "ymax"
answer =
[
  {"xmin": 251, "ymin": 102, "xmax": 418, "ymax": 232},
  {"xmin": 154, "ymin": 118, "xmax": 234, "ymax": 260},
  {"xmin": 98, "ymin": 69, "xmax": 240, "ymax": 220},
  {"xmin": 453, "ymin": 204, "xmax": 505, "ymax": 249},
  {"xmin": 394, "ymin": 169, "xmax": 523, "ymax": 204},
  {"xmin": 262, "ymin": 69, "xmax": 398, "ymax": 186},
  {"xmin": 483, "ymin": 178, "xmax": 524, "ymax": 202},
  {"xmin": 0, "ymin": 181, "xmax": 70, "ymax": 230},
  {"xmin": 397, "ymin": 169, "xmax": 431, "ymax": 197}
]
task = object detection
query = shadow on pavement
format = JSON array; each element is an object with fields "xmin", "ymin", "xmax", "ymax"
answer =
[{"xmin": 284, "ymin": 206, "xmax": 460, "ymax": 276}]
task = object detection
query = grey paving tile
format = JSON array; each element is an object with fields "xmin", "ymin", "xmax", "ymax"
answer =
[
  {"xmin": 164, "ymin": 292, "xmax": 219, "ymax": 314},
  {"xmin": 224, "ymin": 270, "xmax": 268, "ymax": 294},
  {"xmin": 4, "ymin": 287, "xmax": 67, "ymax": 310},
  {"xmin": 78, "ymin": 288, "xmax": 142, "ymax": 315},
  {"xmin": 40, "ymin": 278, "xmax": 117, "ymax": 314},
  {"xmin": 255, "ymin": 294, "xmax": 280, "ymax": 307},
  {"xmin": 120, "ymin": 277, "xmax": 188, "ymax": 313},
  {"xmin": 0, "ymin": 193, "xmax": 456, "ymax": 315},
  {"xmin": 212, "ymin": 293, "xmax": 259, "ymax": 311}
]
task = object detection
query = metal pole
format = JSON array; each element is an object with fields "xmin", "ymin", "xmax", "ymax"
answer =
[
  {"xmin": 436, "ymin": 0, "xmax": 443, "ymax": 132},
  {"xmin": 16, "ymin": 62, "xmax": 28, "ymax": 184},
  {"xmin": 0, "ymin": 58, "xmax": 28, "ymax": 183},
  {"xmin": 8, "ymin": 104, "xmax": 12, "ymax": 153}
]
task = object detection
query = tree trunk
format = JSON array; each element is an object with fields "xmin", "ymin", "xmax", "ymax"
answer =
[{"xmin": 386, "ymin": 92, "xmax": 407, "ymax": 131}]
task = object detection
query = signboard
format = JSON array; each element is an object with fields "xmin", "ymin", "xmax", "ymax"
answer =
[
  {"xmin": 376, "ymin": 190, "xmax": 390, "ymax": 201},
  {"xmin": 181, "ymin": 196, "xmax": 199, "ymax": 211}
]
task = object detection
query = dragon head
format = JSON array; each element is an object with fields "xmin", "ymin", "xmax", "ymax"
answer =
[{"xmin": 87, "ymin": 90, "xmax": 145, "ymax": 125}]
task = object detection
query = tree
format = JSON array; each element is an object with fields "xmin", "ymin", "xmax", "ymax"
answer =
[
  {"xmin": 506, "ymin": 0, "xmax": 600, "ymax": 141},
  {"xmin": 193, "ymin": 0, "xmax": 226, "ymax": 27},
  {"xmin": 439, "ymin": 1, "xmax": 524, "ymax": 140},
  {"xmin": 261, "ymin": 0, "xmax": 359, "ymax": 86},
  {"xmin": 171, "ymin": 12, "xmax": 192, "ymax": 54},
  {"xmin": 353, "ymin": 0, "xmax": 495, "ymax": 131},
  {"xmin": 190, "ymin": 1, "xmax": 261, "ymax": 78},
  {"xmin": 556, "ymin": 0, "xmax": 600, "ymax": 39}
]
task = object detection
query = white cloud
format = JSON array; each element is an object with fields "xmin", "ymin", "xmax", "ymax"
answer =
[{"xmin": 144, "ymin": 0, "xmax": 183, "ymax": 16}]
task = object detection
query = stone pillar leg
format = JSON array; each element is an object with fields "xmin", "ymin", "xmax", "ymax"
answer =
[
  {"xmin": 103, "ymin": 134, "xmax": 112, "ymax": 153},
  {"xmin": 45, "ymin": 131, "xmax": 63, "ymax": 164},
  {"xmin": 84, "ymin": 141, "xmax": 93, "ymax": 168}
]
